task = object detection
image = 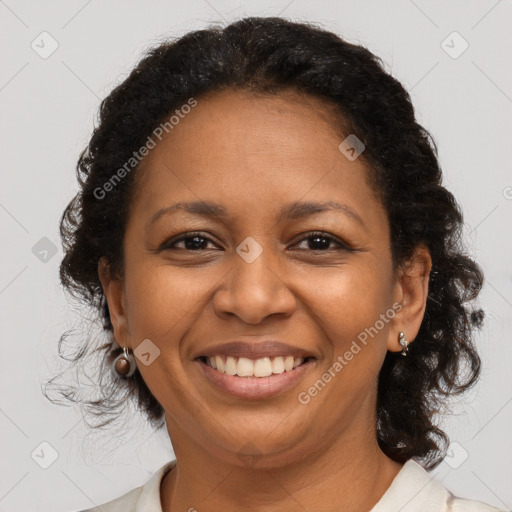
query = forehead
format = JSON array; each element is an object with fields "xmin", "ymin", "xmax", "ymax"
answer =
[
  {"xmin": 130, "ymin": 88, "xmax": 385, "ymax": 229},
  {"xmin": 151, "ymin": 88, "xmax": 349, "ymax": 160}
]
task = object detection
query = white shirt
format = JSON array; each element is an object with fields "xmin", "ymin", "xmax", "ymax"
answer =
[{"xmin": 80, "ymin": 458, "xmax": 505, "ymax": 511}]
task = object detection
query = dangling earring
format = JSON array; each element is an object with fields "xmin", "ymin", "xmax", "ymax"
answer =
[
  {"xmin": 113, "ymin": 346, "xmax": 137, "ymax": 377},
  {"xmin": 398, "ymin": 331, "xmax": 408, "ymax": 356}
]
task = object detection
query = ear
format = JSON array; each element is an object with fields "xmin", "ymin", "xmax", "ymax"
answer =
[
  {"xmin": 387, "ymin": 244, "xmax": 432, "ymax": 353},
  {"xmin": 98, "ymin": 257, "xmax": 130, "ymax": 348}
]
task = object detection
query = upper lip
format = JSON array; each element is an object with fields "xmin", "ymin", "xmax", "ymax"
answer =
[{"xmin": 194, "ymin": 340, "xmax": 317, "ymax": 360}]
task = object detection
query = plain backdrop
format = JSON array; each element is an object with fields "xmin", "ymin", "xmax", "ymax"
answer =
[{"xmin": 1, "ymin": 1, "xmax": 511, "ymax": 511}]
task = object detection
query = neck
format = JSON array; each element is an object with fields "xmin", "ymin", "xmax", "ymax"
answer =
[{"xmin": 160, "ymin": 420, "xmax": 403, "ymax": 512}]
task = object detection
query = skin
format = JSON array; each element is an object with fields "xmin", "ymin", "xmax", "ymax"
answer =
[{"xmin": 99, "ymin": 88, "xmax": 431, "ymax": 512}]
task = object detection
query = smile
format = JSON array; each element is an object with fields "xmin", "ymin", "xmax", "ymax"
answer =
[
  {"xmin": 200, "ymin": 355, "xmax": 310, "ymax": 378},
  {"xmin": 196, "ymin": 355, "xmax": 316, "ymax": 400}
]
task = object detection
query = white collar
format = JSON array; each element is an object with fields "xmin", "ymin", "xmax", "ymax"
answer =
[
  {"xmin": 369, "ymin": 458, "xmax": 451, "ymax": 511},
  {"xmin": 127, "ymin": 457, "xmax": 502, "ymax": 512},
  {"xmin": 133, "ymin": 459, "xmax": 176, "ymax": 511}
]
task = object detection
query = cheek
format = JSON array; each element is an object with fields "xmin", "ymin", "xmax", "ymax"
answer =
[
  {"xmin": 121, "ymin": 263, "xmax": 214, "ymax": 409},
  {"xmin": 296, "ymin": 268, "xmax": 392, "ymax": 419},
  {"xmin": 124, "ymin": 262, "xmax": 214, "ymax": 339},
  {"xmin": 303, "ymin": 263, "xmax": 393, "ymax": 347}
]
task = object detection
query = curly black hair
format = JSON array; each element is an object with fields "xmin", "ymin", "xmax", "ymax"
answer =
[{"xmin": 43, "ymin": 16, "xmax": 484, "ymax": 470}]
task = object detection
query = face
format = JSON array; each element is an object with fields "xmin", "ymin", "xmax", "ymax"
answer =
[{"xmin": 100, "ymin": 88, "xmax": 430, "ymax": 468}]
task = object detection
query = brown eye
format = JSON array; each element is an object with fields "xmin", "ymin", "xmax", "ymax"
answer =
[
  {"xmin": 160, "ymin": 232, "xmax": 219, "ymax": 251},
  {"xmin": 290, "ymin": 232, "xmax": 352, "ymax": 251}
]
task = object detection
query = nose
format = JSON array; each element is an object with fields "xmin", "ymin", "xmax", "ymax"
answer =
[{"xmin": 212, "ymin": 246, "xmax": 296, "ymax": 325}]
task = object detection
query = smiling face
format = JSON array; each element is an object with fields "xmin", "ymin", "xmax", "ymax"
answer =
[{"xmin": 99, "ymin": 88, "xmax": 430, "ymax": 469}]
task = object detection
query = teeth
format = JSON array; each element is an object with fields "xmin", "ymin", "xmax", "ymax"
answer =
[
  {"xmin": 214, "ymin": 355, "xmax": 225, "ymax": 373},
  {"xmin": 204, "ymin": 355, "xmax": 305, "ymax": 377},
  {"xmin": 254, "ymin": 357, "xmax": 273, "ymax": 377},
  {"xmin": 225, "ymin": 356, "xmax": 237, "ymax": 375},
  {"xmin": 284, "ymin": 356, "xmax": 294, "ymax": 371},
  {"xmin": 271, "ymin": 356, "xmax": 285, "ymax": 374},
  {"xmin": 237, "ymin": 357, "xmax": 254, "ymax": 377}
]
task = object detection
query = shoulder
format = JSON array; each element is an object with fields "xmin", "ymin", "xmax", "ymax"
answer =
[
  {"xmin": 371, "ymin": 459, "xmax": 506, "ymax": 512},
  {"xmin": 77, "ymin": 460, "xmax": 176, "ymax": 512},
  {"xmin": 78, "ymin": 486, "xmax": 144, "ymax": 512},
  {"xmin": 448, "ymin": 495, "xmax": 506, "ymax": 512}
]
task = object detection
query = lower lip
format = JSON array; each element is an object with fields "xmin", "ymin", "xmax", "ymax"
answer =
[{"xmin": 196, "ymin": 358, "xmax": 316, "ymax": 400}]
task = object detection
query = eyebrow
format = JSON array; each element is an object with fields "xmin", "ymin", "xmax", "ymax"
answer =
[{"xmin": 149, "ymin": 200, "xmax": 364, "ymax": 226}]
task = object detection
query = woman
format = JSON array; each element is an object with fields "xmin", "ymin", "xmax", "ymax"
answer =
[{"xmin": 51, "ymin": 16, "xmax": 502, "ymax": 512}]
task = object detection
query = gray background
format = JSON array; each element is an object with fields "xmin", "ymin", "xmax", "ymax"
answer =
[{"xmin": 1, "ymin": 1, "xmax": 511, "ymax": 511}]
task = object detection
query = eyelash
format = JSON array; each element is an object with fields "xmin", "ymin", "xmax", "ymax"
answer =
[{"xmin": 160, "ymin": 231, "xmax": 353, "ymax": 253}]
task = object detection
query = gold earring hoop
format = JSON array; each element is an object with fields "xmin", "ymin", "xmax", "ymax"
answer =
[{"xmin": 398, "ymin": 331, "xmax": 408, "ymax": 356}]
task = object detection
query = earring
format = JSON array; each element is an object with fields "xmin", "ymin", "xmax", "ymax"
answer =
[
  {"xmin": 398, "ymin": 331, "xmax": 408, "ymax": 356},
  {"xmin": 113, "ymin": 346, "xmax": 137, "ymax": 377}
]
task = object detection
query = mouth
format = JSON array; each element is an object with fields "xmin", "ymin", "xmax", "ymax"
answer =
[
  {"xmin": 196, "ymin": 355, "xmax": 315, "ymax": 377},
  {"xmin": 195, "ymin": 355, "xmax": 317, "ymax": 400},
  {"xmin": 198, "ymin": 355, "xmax": 314, "ymax": 378}
]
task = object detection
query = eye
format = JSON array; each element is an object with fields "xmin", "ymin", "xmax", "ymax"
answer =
[
  {"xmin": 159, "ymin": 231, "xmax": 352, "ymax": 253},
  {"xmin": 160, "ymin": 232, "xmax": 220, "ymax": 251},
  {"xmin": 289, "ymin": 231, "xmax": 352, "ymax": 252}
]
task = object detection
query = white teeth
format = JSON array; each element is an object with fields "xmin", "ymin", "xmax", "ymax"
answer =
[
  {"xmin": 204, "ymin": 355, "xmax": 309, "ymax": 377},
  {"xmin": 271, "ymin": 356, "xmax": 285, "ymax": 374},
  {"xmin": 225, "ymin": 356, "xmax": 237, "ymax": 375},
  {"xmin": 215, "ymin": 355, "xmax": 225, "ymax": 373},
  {"xmin": 253, "ymin": 357, "xmax": 273, "ymax": 377},
  {"xmin": 284, "ymin": 356, "xmax": 294, "ymax": 371},
  {"xmin": 237, "ymin": 357, "xmax": 254, "ymax": 377}
]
